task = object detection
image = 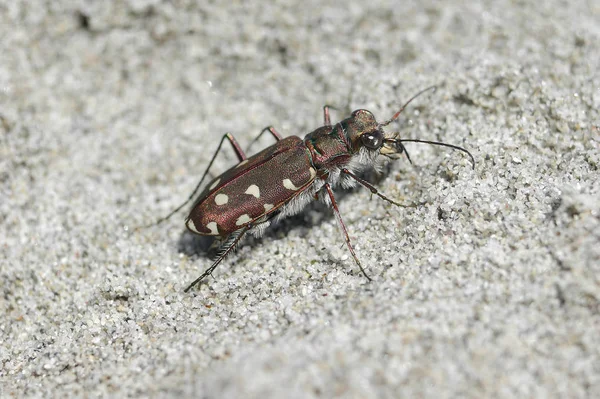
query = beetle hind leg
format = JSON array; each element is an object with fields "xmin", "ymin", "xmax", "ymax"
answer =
[
  {"xmin": 184, "ymin": 225, "xmax": 252, "ymax": 292},
  {"xmin": 137, "ymin": 133, "xmax": 248, "ymax": 230}
]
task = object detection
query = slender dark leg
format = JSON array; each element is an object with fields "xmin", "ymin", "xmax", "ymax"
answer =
[
  {"xmin": 137, "ymin": 133, "xmax": 247, "ymax": 229},
  {"xmin": 341, "ymin": 168, "xmax": 420, "ymax": 208},
  {"xmin": 246, "ymin": 126, "xmax": 283, "ymax": 153},
  {"xmin": 184, "ymin": 224, "xmax": 252, "ymax": 292},
  {"xmin": 323, "ymin": 183, "xmax": 372, "ymax": 281}
]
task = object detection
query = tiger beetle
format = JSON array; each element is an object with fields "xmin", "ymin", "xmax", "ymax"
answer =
[{"xmin": 147, "ymin": 86, "xmax": 475, "ymax": 292}]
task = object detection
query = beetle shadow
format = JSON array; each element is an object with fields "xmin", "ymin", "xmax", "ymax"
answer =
[{"xmin": 177, "ymin": 230, "xmax": 217, "ymax": 259}]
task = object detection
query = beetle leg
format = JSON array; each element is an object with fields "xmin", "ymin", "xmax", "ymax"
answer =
[
  {"xmin": 137, "ymin": 133, "xmax": 247, "ymax": 229},
  {"xmin": 224, "ymin": 132, "xmax": 248, "ymax": 162},
  {"xmin": 341, "ymin": 168, "xmax": 421, "ymax": 208},
  {"xmin": 323, "ymin": 105, "xmax": 339, "ymax": 126},
  {"xmin": 323, "ymin": 105, "xmax": 332, "ymax": 126},
  {"xmin": 184, "ymin": 224, "xmax": 252, "ymax": 292},
  {"xmin": 323, "ymin": 183, "xmax": 372, "ymax": 281},
  {"xmin": 246, "ymin": 126, "xmax": 283, "ymax": 154}
]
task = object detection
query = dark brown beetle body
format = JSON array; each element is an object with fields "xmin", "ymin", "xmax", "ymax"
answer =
[
  {"xmin": 145, "ymin": 87, "xmax": 475, "ymax": 292},
  {"xmin": 185, "ymin": 109, "xmax": 386, "ymax": 241}
]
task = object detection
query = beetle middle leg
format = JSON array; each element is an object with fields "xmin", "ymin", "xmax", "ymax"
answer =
[
  {"xmin": 323, "ymin": 183, "xmax": 372, "ymax": 281},
  {"xmin": 245, "ymin": 126, "xmax": 283, "ymax": 154}
]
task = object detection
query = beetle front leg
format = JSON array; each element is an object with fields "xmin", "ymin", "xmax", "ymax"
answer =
[
  {"xmin": 323, "ymin": 183, "xmax": 372, "ymax": 281},
  {"xmin": 341, "ymin": 168, "xmax": 422, "ymax": 208}
]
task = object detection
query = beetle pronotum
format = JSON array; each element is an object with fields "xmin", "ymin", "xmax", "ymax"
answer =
[{"xmin": 147, "ymin": 86, "xmax": 474, "ymax": 292}]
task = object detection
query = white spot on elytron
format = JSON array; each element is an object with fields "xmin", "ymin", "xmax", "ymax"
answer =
[
  {"xmin": 283, "ymin": 178, "xmax": 300, "ymax": 191},
  {"xmin": 187, "ymin": 218, "xmax": 200, "ymax": 234},
  {"xmin": 236, "ymin": 214, "xmax": 252, "ymax": 226},
  {"xmin": 263, "ymin": 203, "xmax": 274, "ymax": 212},
  {"xmin": 206, "ymin": 221, "xmax": 219, "ymax": 235},
  {"xmin": 215, "ymin": 193, "xmax": 229, "ymax": 205},
  {"xmin": 245, "ymin": 184, "xmax": 260, "ymax": 198},
  {"xmin": 236, "ymin": 159, "xmax": 249, "ymax": 168},
  {"xmin": 309, "ymin": 167, "xmax": 316, "ymax": 179},
  {"xmin": 208, "ymin": 178, "xmax": 221, "ymax": 191}
]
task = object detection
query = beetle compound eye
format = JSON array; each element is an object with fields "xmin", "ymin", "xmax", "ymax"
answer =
[{"xmin": 360, "ymin": 130, "xmax": 384, "ymax": 150}]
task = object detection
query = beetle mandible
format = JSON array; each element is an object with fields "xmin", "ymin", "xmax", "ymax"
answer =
[{"xmin": 149, "ymin": 86, "xmax": 475, "ymax": 292}]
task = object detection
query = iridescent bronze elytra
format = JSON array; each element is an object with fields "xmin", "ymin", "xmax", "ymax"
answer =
[{"xmin": 148, "ymin": 86, "xmax": 475, "ymax": 292}]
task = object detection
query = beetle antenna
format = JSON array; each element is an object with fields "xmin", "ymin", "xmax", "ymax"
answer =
[
  {"xmin": 379, "ymin": 85, "xmax": 437, "ymax": 127},
  {"xmin": 398, "ymin": 138, "xmax": 475, "ymax": 169}
]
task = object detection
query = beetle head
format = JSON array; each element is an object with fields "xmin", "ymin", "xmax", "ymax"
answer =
[
  {"xmin": 346, "ymin": 109, "xmax": 386, "ymax": 153},
  {"xmin": 344, "ymin": 110, "xmax": 409, "ymax": 161},
  {"xmin": 348, "ymin": 86, "xmax": 475, "ymax": 169}
]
